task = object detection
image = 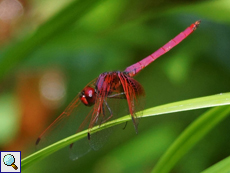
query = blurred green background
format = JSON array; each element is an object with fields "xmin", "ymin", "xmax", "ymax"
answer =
[{"xmin": 0, "ymin": 0, "xmax": 230, "ymax": 172}]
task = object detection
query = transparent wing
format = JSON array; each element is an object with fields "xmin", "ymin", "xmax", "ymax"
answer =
[
  {"xmin": 70, "ymin": 85, "xmax": 124, "ymax": 158},
  {"xmin": 36, "ymin": 79, "xmax": 97, "ymax": 158}
]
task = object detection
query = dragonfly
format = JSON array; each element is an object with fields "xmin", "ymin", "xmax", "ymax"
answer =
[{"xmin": 36, "ymin": 20, "xmax": 200, "ymax": 159}]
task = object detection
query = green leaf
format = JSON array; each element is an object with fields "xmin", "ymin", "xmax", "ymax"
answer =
[
  {"xmin": 151, "ymin": 106, "xmax": 230, "ymax": 173},
  {"xmin": 21, "ymin": 92, "xmax": 230, "ymax": 170},
  {"xmin": 143, "ymin": 93, "xmax": 230, "ymax": 117},
  {"xmin": 0, "ymin": 0, "xmax": 104, "ymax": 81},
  {"xmin": 201, "ymin": 155, "xmax": 230, "ymax": 173}
]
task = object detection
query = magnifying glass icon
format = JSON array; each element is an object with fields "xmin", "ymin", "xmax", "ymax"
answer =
[{"xmin": 3, "ymin": 154, "xmax": 18, "ymax": 170}]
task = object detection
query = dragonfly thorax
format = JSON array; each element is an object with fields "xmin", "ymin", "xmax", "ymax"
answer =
[
  {"xmin": 80, "ymin": 86, "xmax": 96, "ymax": 106},
  {"xmin": 96, "ymin": 71, "xmax": 123, "ymax": 95}
]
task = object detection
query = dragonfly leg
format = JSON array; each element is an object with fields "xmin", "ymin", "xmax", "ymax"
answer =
[
  {"xmin": 123, "ymin": 121, "xmax": 128, "ymax": 130},
  {"xmin": 101, "ymin": 99, "xmax": 113, "ymax": 124},
  {"xmin": 98, "ymin": 103, "xmax": 106, "ymax": 126},
  {"xmin": 88, "ymin": 132, "xmax": 91, "ymax": 140},
  {"xmin": 89, "ymin": 109, "xmax": 101, "ymax": 140},
  {"xmin": 92, "ymin": 102, "xmax": 102, "ymax": 125},
  {"xmin": 131, "ymin": 116, "xmax": 138, "ymax": 134},
  {"xmin": 107, "ymin": 92, "xmax": 126, "ymax": 99}
]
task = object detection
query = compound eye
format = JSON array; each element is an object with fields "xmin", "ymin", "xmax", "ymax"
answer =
[{"xmin": 80, "ymin": 86, "xmax": 96, "ymax": 106}]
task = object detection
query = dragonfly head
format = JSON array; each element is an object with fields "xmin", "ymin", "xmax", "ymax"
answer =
[{"xmin": 80, "ymin": 86, "xmax": 96, "ymax": 106}]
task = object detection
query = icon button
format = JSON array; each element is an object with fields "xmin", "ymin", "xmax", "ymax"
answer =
[
  {"xmin": 1, "ymin": 151, "xmax": 21, "ymax": 173},
  {"xmin": 3, "ymin": 154, "xmax": 18, "ymax": 170}
]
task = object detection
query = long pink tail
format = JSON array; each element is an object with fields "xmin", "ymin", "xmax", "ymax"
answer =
[{"xmin": 125, "ymin": 20, "xmax": 201, "ymax": 77}]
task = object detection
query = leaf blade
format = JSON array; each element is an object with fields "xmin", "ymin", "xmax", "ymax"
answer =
[
  {"xmin": 201, "ymin": 155, "xmax": 230, "ymax": 173},
  {"xmin": 21, "ymin": 92, "xmax": 230, "ymax": 170},
  {"xmin": 151, "ymin": 105, "xmax": 230, "ymax": 173}
]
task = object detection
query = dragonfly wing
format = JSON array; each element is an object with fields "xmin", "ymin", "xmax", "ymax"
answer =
[
  {"xmin": 36, "ymin": 94, "xmax": 82, "ymax": 148},
  {"xmin": 69, "ymin": 92, "xmax": 114, "ymax": 157},
  {"xmin": 119, "ymin": 73, "xmax": 145, "ymax": 133},
  {"xmin": 88, "ymin": 96, "xmax": 126, "ymax": 151},
  {"xmin": 36, "ymin": 79, "xmax": 97, "ymax": 159},
  {"xmin": 87, "ymin": 94, "xmax": 111, "ymax": 151},
  {"xmin": 89, "ymin": 126, "xmax": 114, "ymax": 151}
]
